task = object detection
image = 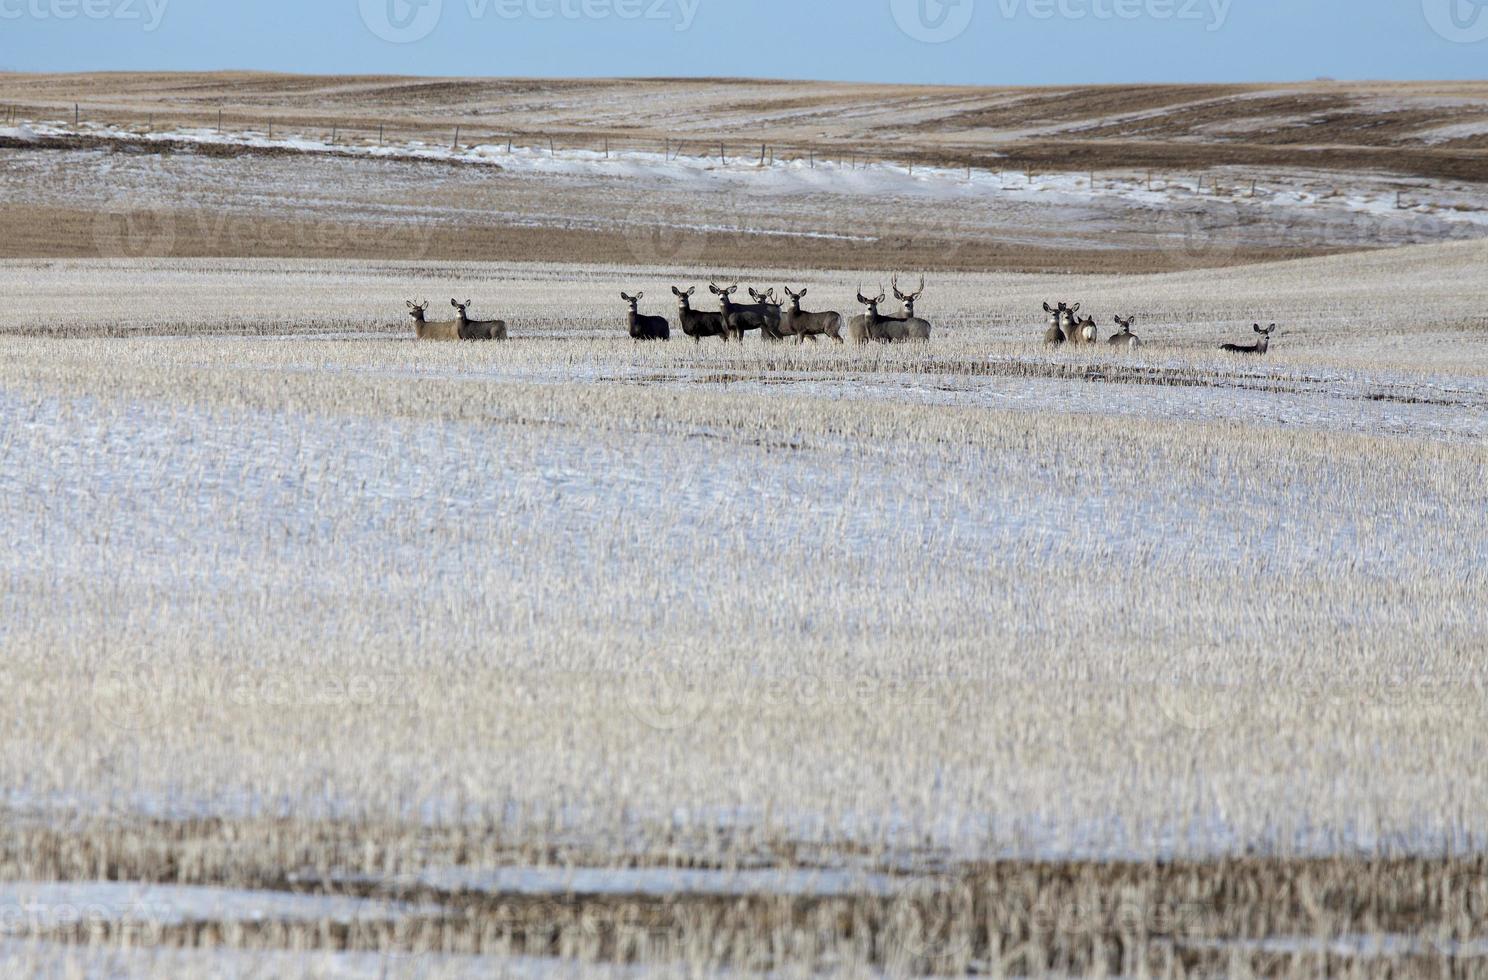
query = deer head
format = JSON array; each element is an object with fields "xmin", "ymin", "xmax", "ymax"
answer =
[
  {"xmin": 708, "ymin": 282, "xmax": 738, "ymax": 298},
  {"xmin": 450, "ymin": 298, "xmax": 475, "ymax": 317},
  {"xmin": 1114, "ymin": 315, "xmax": 1136, "ymax": 334},
  {"xmin": 672, "ymin": 285, "xmax": 696, "ymax": 309},
  {"xmin": 783, "ymin": 286, "xmax": 807, "ymax": 310},
  {"xmin": 857, "ymin": 286, "xmax": 886, "ymax": 315},
  {"xmin": 621, "ymin": 291, "xmax": 644, "ymax": 310},
  {"xmin": 892, "ymin": 275, "xmax": 926, "ymax": 314},
  {"xmin": 406, "ymin": 300, "xmax": 429, "ymax": 320}
]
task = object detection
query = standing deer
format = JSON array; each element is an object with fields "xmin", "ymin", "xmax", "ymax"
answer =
[
  {"xmin": 1108, "ymin": 315, "xmax": 1141, "ymax": 350},
  {"xmin": 450, "ymin": 299, "xmax": 507, "ymax": 340},
  {"xmin": 406, "ymin": 300, "xmax": 461, "ymax": 341},
  {"xmin": 747, "ymin": 287, "xmax": 785, "ymax": 341},
  {"xmin": 708, "ymin": 282, "xmax": 767, "ymax": 342},
  {"xmin": 621, "ymin": 291, "xmax": 670, "ymax": 341},
  {"xmin": 779, "ymin": 287, "xmax": 843, "ymax": 344},
  {"xmin": 1221, "ymin": 323, "xmax": 1277, "ymax": 355},
  {"xmin": 853, "ymin": 286, "xmax": 932, "ymax": 343},
  {"xmin": 672, "ymin": 286, "xmax": 729, "ymax": 343},
  {"xmin": 1042, "ymin": 302, "xmax": 1081, "ymax": 344},
  {"xmin": 1043, "ymin": 302, "xmax": 1069, "ymax": 345},
  {"xmin": 888, "ymin": 274, "xmax": 933, "ymax": 340}
]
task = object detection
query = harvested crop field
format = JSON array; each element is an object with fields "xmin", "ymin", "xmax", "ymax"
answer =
[{"xmin": 1, "ymin": 237, "xmax": 1486, "ymax": 974}]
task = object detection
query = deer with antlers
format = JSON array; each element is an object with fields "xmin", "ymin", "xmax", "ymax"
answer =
[{"xmin": 852, "ymin": 285, "xmax": 932, "ymax": 344}]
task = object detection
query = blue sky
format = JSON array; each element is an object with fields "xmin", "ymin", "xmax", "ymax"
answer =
[{"xmin": 0, "ymin": 0, "xmax": 1485, "ymax": 83}]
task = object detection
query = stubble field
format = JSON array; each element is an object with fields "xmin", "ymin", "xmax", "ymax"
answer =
[{"xmin": 1, "ymin": 238, "xmax": 1486, "ymax": 975}]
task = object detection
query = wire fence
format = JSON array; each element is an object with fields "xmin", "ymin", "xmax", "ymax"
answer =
[{"xmin": 1, "ymin": 101, "xmax": 1479, "ymax": 213}]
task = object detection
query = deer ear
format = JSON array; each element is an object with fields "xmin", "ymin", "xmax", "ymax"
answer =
[
  {"xmin": 799, "ymin": 288, "xmax": 807, "ymax": 297},
  {"xmin": 406, "ymin": 301, "xmax": 414, "ymax": 309},
  {"xmin": 636, "ymin": 291, "xmax": 643, "ymax": 300},
  {"xmin": 1254, "ymin": 324, "xmax": 1263, "ymax": 333},
  {"xmin": 1043, "ymin": 303, "xmax": 1053, "ymax": 313},
  {"xmin": 1071, "ymin": 303, "xmax": 1080, "ymax": 313}
]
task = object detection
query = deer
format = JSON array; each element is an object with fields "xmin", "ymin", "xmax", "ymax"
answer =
[
  {"xmin": 621, "ymin": 291, "xmax": 670, "ymax": 341},
  {"xmin": 450, "ymin": 299, "xmax": 507, "ymax": 341},
  {"xmin": 1073, "ymin": 314, "xmax": 1098, "ymax": 345},
  {"xmin": 1042, "ymin": 302, "xmax": 1080, "ymax": 344},
  {"xmin": 1221, "ymin": 323, "xmax": 1278, "ymax": 355},
  {"xmin": 853, "ymin": 286, "xmax": 931, "ymax": 344},
  {"xmin": 406, "ymin": 300, "xmax": 462, "ymax": 341},
  {"xmin": 747, "ymin": 287, "xmax": 786, "ymax": 341},
  {"xmin": 672, "ymin": 286, "xmax": 729, "ymax": 343},
  {"xmin": 779, "ymin": 287, "xmax": 843, "ymax": 344},
  {"xmin": 708, "ymin": 282, "xmax": 766, "ymax": 342},
  {"xmin": 1108, "ymin": 315, "xmax": 1141, "ymax": 350},
  {"xmin": 888, "ymin": 274, "xmax": 933, "ymax": 340}
]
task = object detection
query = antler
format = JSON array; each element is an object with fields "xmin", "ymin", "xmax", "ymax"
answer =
[
  {"xmin": 911, "ymin": 275, "xmax": 925, "ymax": 300},
  {"xmin": 892, "ymin": 274, "xmax": 904, "ymax": 301}
]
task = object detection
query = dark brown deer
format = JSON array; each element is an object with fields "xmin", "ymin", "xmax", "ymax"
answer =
[
  {"xmin": 1222, "ymin": 323, "xmax": 1277, "ymax": 355},
  {"xmin": 672, "ymin": 286, "xmax": 729, "ymax": 343},
  {"xmin": 621, "ymin": 291, "xmax": 670, "ymax": 341},
  {"xmin": 450, "ymin": 299, "xmax": 507, "ymax": 340}
]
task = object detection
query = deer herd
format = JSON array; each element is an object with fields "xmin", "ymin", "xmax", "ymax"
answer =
[{"xmin": 405, "ymin": 281, "xmax": 1281, "ymax": 355}]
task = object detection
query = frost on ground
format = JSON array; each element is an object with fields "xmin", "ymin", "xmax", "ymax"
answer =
[{"xmin": 0, "ymin": 243, "xmax": 1485, "ymax": 973}]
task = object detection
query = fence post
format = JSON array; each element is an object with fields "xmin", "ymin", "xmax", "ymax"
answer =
[
  {"xmin": 719, "ymin": 142, "xmax": 725, "ymax": 164},
  {"xmin": 453, "ymin": 125, "xmax": 461, "ymax": 150},
  {"xmin": 75, "ymin": 103, "xmax": 80, "ymax": 128},
  {"xmin": 809, "ymin": 149, "xmax": 814, "ymax": 169},
  {"xmin": 267, "ymin": 120, "xmax": 272, "ymax": 139},
  {"xmin": 217, "ymin": 109, "xmax": 222, "ymax": 134},
  {"xmin": 378, "ymin": 124, "xmax": 384, "ymax": 145},
  {"xmin": 604, "ymin": 137, "xmax": 609, "ymax": 158}
]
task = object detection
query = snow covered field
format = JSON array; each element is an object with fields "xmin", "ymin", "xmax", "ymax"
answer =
[{"xmin": 1, "ymin": 244, "xmax": 1485, "ymax": 974}]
